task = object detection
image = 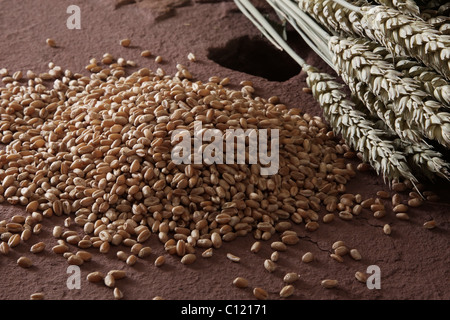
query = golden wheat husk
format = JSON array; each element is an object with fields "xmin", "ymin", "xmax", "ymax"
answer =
[
  {"xmin": 305, "ymin": 65, "xmax": 418, "ymax": 183},
  {"xmin": 360, "ymin": 5, "xmax": 450, "ymax": 81},
  {"xmin": 297, "ymin": 0, "xmax": 368, "ymax": 37},
  {"xmin": 329, "ymin": 36, "xmax": 450, "ymax": 149}
]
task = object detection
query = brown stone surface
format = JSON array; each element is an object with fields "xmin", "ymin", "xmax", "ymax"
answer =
[{"xmin": 0, "ymin": 0, "xmax": 449, "ymax": 301}]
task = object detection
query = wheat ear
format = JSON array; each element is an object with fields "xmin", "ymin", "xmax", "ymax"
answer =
[
  {"xmin": 360, "ymin": 5, "xmax": 450, "ymax": 81},
  {"xmin": 349, "ymin": 81, "xmax": 450, "ymax": 181},
  {"xmin": 297, "ymin": 0, "xmax": 368, "ymax": 37},
  {"xmin": 305, "ymin": 65, "xmax": 418, "ymax": 183},
  {"xmin": 382, "ymin": 52, "xmax": 450, "ymax": 109},
  {"xmin": 329, "ymin": 36, "xmax": 450, "ymax": 149}
]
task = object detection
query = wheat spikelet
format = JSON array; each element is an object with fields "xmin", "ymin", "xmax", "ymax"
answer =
[
  {"xmin": 383, "ymin": 52, "xmax": 450, "ymax": 108},
  {"xmin": 343, "ymin": 73, "xmax": 425, "ymax": 142},
  {"xmin": 348, "ymin": 81, "xmax": 450, "ymax": 181},
  {"xmin": 396, "ymin": 140, "xmax": 450, "ymax": 181},
  {"xmin": 297, "ymin": 0, "xmax": 369, "ymax": 37},
  {"xmin": 360, "ymin": 5, "xmax": 450, "ymax": 81},
  {"xmin": 304, "ymin": 65, "xmax": 417, "ymax": 183},
  {"xmin": 372, "ymin": 0, "xmax": 420, "ymax": 16},
  {"xmin": 329, "ymin": 36, "xmax": 450, "ymax": 149},
  {"xmin": 354, "ymin": 38, "xmax": 450, "ymax": 108}
]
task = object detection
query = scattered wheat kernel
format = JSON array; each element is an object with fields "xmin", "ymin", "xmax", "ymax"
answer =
[
  {"xmin": 141, "ymin": 50, "xmax": 152, "ymax": 57},
  {"xmin": 126, "ymin": 254, "xmax": 137, "ymax": 266},
  {"xmin": 423, "ymin": 220, "xmax": 436, "ymax": 229},
  {"xmin": 330, "ymin": 253, "xmax": 344, "ymax": 263},
  {"xmin": 334, "ymin": 245, "xmax": 349, "ymax": 256},
  {"xmin": 383, "ymin": 224, "xmax": 392, "ymax": 235},
  {"xmin": 17, "ymin": 256, "xmax": 33, "ymax": 268},
  {"xmin": 233, "ymin": 277, "xmax": 249, "ymax": 288},
  {"xmin": 264, "ymin": 259, "xmax": 277, "ymax": 273},
  {"xmin": 355, "ymin": 271, "xmax": 368, "ymax": 283},
  {"xmin": 155, "ymin": 255, "xmax": 165, "ymax": 267},
  {"xmin": 323, "ymin": 213, "xmax": 335, "ymax": 223},
  {"xmin": 349, "ymin": 249, "xmax": 362, "ymax": 261},
  {"xmin": 67, "ymin": 255, "xmax": 84, "ymax": 266},
  {"xmin": 283, "ymin": 273, "xmax": 299, "ymax": 284},
  {"xmin": 270, "ymin": 251, "xmax": 279, "ymax": 262},
  {"xmin": 30, "ymin": 242, "xmax": 46, "ymax": 254},
  {"xmin": 187, "ymin": 52, "xmax": 196, "ymax": 62},
  {"xmin": 227, "ymin": 253, "xmax": 240, "ymax": 263},
  {"xmin": 302, "ymin": 252, "xmax": 314, "ymax": 263},
  {"xmin": 30, "ymin": 293, "xmax": 45, "ymax": 300},
  {"xmin": 271, "ymin": 241, "xmax": 287, "ymax": 252},
  {"xmin": 46, "ymin": 38, "xmax": 56, "ymax": 47},
  {"xmin": 181, "ymin": 253, "xmax": 196, "ymax": 265},
  {"xmin": 104, "ymin": 274, "xmax": 115, "ymax": 288},
  {"xmin": 155, "ymin": 56, "xmax": 163, "ymax": 63},
  {"xmin": 332, "ymin": 241, "xmax": 346, "ymax": 250},
  {"xmin": 321, "ymin": 279, "xmax": 338, "ymax": 289},
  {"xmin": 202, "ymin": 248, "xmax": 213, "ymax": 258},
  {"xmin": 250, "ymin": 241, "xmax": 262, "ymax": 253},
  {"xmin": 280, "ymin": 285, "xmax": 295, "ymax": 298},
  {"xmin": 108, "ymin": 270, "xmax": 127, "ymax": 280},
  {"xmin": 396, "ymin": 213, "xmax": 410, "ymax": 221},
  {"xmin": 253, "ymin": 287, "xmax": 268, "ymax": 300},
  {"xmin": 87, "ymin": 272, "xmax": 104, "ymax": 283},
  {"xmin": 113, "ymin": 287, "xmax": 124, "ymax": 300},
  {"xmin": 120, "ymin": 38, "xmax": 131, "ymax": 47},
  {"xmin": 408, "ymin": 198, "xmax": 423, "ymax": 207}
]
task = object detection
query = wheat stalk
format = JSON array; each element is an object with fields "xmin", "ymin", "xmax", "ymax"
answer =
[
  {"xmin": 372, "ymin": 0, "xmax": 420, "ymax": 16},
  {"xmin": 329, "ymin": 36, "xmax": 450, "ymax": 148},
  {"xmin": 305, "ymin": 65, "xmax": 418, "ymax": 183}
]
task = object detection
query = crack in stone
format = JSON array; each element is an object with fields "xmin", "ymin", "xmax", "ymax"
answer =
[{"xmin": 297, "ymin": 234, "xmax": 330, "ymax": 252}]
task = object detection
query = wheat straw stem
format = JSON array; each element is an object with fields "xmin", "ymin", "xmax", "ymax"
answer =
[
  {"xmin": 233, "ymin": 0, "xmax": 284, "ymax": 51},
  {"xmin": 266, "ymin": 0, "xmax": 334, "ymax": 66},
  {"xmin": 235, "ymin": 0, "xmax": 312, "ymax": 68}
]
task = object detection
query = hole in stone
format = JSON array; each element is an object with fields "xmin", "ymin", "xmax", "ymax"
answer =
[{"xmin": 207, "ymin": 34, "xmax": 302, "ymax": 82}]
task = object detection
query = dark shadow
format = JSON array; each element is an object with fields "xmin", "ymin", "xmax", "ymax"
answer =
[{"xmin": 207, "ymin": 34, "xmax": 302, "ymax": 82}]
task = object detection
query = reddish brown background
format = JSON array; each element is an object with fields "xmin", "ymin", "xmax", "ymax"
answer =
[{"xmin": 0, "ymin": 0, "xmax": 448, "ymax": 300}]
